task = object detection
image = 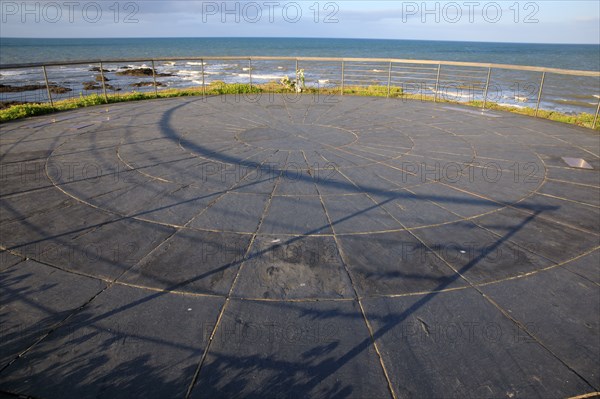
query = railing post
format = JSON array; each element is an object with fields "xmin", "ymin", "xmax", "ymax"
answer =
[
  {"xmin": 249, "ymin": 58, "xmax": 252, "ymax": 88},
  {"xmin": 434, "ymin": 64, "xmax": 441, "ymax": 102},
  {"xmin": 41, "ymin": 65, "xmax": 54, "ymax": 107},
  {"xmin": 201, "ymin": 59, "xmax": 205, "ymax": 96},
  {"xmin": 482, "ymin": 67, "xmax": 492, "ymax": 110},
  {"xmin": 593, "ymin": 95, "xmax": 600, "ymax": 129},
  {"xmin": 535, "ymin": 71, "xmax": 546, "ymax": 117},
  {"xmin": 151, "ymin": 60, "xmax": 158, "ymax": 98},
  {"xmin": 295, "ymin": 59, "xmax": 301, "ymax": 94},
  {"xmin": 387, "ymin": 61, "xmax": 392, "ymax": 98},
  {"xmin": 295, "ymin": 59, "xmax": 299, "ymax": 91},
  {"xmin": 341, "ymin": 60, "xmax": 345, "ymax": 96},
  {"xmin": 99, "ymin": 62, "xmax": 109, "ymax": 104}
]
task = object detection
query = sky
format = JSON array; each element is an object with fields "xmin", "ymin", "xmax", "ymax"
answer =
[{"xmin": 0, "ymin": 1, "xmax": 599, "ymax": 44}]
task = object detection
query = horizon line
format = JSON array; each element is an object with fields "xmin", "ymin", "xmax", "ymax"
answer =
[{"xmin": 2, "ymin": 36, "xmax": 599, "ymax": 46}]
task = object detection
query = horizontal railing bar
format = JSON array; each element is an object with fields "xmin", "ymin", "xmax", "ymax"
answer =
[
  {"xmin": 391, "ymin": 77, "xmax": 436, "ymax": 81},
  {"xmin": 342, "ymin": 78, "xmax": 389, "ymax": 82},
  {"xmin": 1, "ymin": 56, "xmax": 598, "ymax": 77},
  {"xmin": 306, "ymin": 71, "xmax": 341, "ymax": 75},
  {"xmin": 440, "ymin": 71, "xmax": 487, "ymax": 81},
  {"xmin": 387, "ymin": 63, "xmax": 439, "ymax": 68},
  {"xmin": 437, "ymin": 83, "xmax": 486, "ymax": 88},
  {"xmin": 343, "ymin": 79, "xmax": 388, "ymax": 84},
  {"xmin": 343, "ymin": 65, "xmax": 390, "ymax": 69},
  {"xmin": 343, "ymin": 69, "xmax": 388, "ymax": 73},
  {"xmin": 343, "ymin": 75, "xmax": 387, "ymax": 79},
  {"xmin": 440, "ymin": 74, "xmax": 488, "ymax": 80},
  {"xmin": 442, "ymin": 70, "xmax": 490, "ymax": 77},
  {"xmin": 392, "ymin": 79, "xmax": 435, "ymax": 86},
  {"xmin": 391, "ymin": 71, "xmax": 438, "ymax": 76},
  {"xmin": 342, "ymin": 75, "xmax": 387, "ymax": 79},
  {"xmin": 439, "ymin": 66, "xmax": 488, "ymax": 71}
]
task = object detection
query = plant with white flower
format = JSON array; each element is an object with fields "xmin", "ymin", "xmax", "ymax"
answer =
[{"xmin": 280, "ymin": 69, "xmax": 305, "ymax": 93}]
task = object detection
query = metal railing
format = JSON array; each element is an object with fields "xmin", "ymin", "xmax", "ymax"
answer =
[{"xmin": 1, "ymin": 56, "xmax": 599, "ymax": 128}]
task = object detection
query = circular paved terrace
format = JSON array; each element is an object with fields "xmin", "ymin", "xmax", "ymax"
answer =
[{"xmin": 0, "ymin": 95, "xmax": 599, "ymax": 398}]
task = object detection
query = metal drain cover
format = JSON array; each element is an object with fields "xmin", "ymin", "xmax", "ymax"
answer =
[{"xmin": 562, "ymin": 157, "xmax": 593, "ymax": 169}]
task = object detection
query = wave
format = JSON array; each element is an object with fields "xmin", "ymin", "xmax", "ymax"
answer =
[
  {"xmin": 0, "ymin": 69, "xmax": 35, "ymax": 77},
  {"xmin": 431, "ymin": 89, "xmax": 473, "ymax": 100},
  {"xmin": 205, "ymin": 63, "xmax": 238, "ymax": 72},
  {"xmin": 177, "ymin": 70, "xmax": 202, "ymax": 76},
  {"xmin": 237, "ymin": 73, "xmax": 283, "ymax": 80},
  {"xmin": 497, "ymin": 102, "xmax": 525, "ymax": 109},
  {"xmin": 554, "ymin": 98, "xmax": 598, "ymax": 107}
]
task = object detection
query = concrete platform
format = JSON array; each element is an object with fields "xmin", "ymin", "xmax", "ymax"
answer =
[{"xmin": 1, "ymin": 94, "xmax": 599, "ymax": 398}]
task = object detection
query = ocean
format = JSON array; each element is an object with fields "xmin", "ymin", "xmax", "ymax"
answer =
[{"xmin": 1, "ymin": 37, "xmax": 599, "ymax": 113}]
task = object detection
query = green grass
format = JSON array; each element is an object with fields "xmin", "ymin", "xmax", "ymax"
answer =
[
  {"xmin": 1, "ymin": 82, "xmax": 598, "ymax": 130},
  {"xmin": 465, "ymin": 100, "xmax": 598, "ymax": 130}
]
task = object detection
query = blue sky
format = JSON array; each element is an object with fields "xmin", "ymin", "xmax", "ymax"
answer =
[{"xmin": 1, "ymin": 1, "xmax": 599, "ymax": 44}]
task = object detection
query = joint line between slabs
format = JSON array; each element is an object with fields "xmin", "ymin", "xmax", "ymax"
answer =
[
  {"xmin": 434, "ymin": 179, "xmax": 600, "ymax": 237},
  {"xmin": 368, "ymin": 177, "xmax": 599, "ymax": 391},
  {"xmin": 184, "ymin": 151, "xmax": 290, "ymax": 399},
  {"xmin": 12, "ymin": 125, "xmax": 284, "ymax": 371},
  {"xmin": 307, "ymin": 150, "xmax": 398, "ymax": 399},
  {"xmin": 409, "ymin": 185, "xmax": 600, "ymax": 286},
  {"xmin": 537, "ymin": 192, "xmax": 600, "ymax": 209}
]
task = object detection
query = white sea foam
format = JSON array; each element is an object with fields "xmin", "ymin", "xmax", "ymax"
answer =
[
  {"xmin": 121, "ymin": 64, "xmax": 150, "ymax": 70},
  {"xmin": 187, "ymin": 61, "xmax": 206, "ymax": 66},
  {"xmin": 238, "ymin": 73, "xmax": 283, "ymax": 80},
  {"xmin": 0, "ymin": 69, "xmax": 34, "ymax": 77},
  {"xmin": 431, "ymin": 89, "xmax": 473, "ymax": 100},
  {"xmin": 177, "ymin": 70, "xmax": 202, "ymax": 76},
  {"xmin": 203, "ymin": 64, "xmax": 238, "ymax": 74},
  {"xmin": 498, "ymin": 102, "xmax": 525, "ymax": 108}
]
